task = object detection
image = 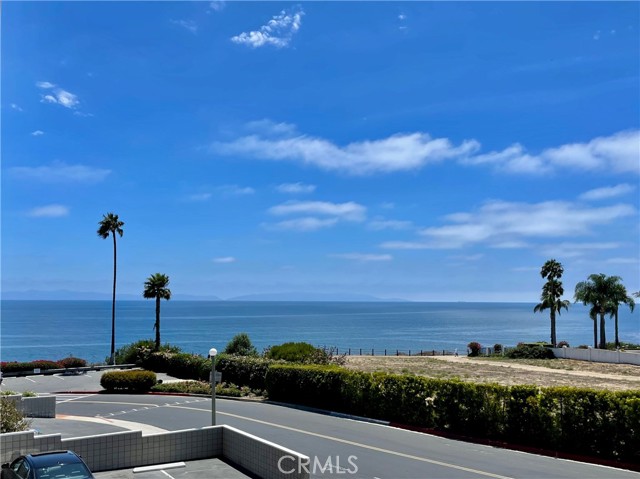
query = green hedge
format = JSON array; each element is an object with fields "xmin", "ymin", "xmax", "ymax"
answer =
[
  {"xmin": 0, "ymin": 360, "xmax": 62, "ymax": 373},
  {"xmin": 100, "ymin": 370, "xmax": 157, "ymax": 393},
  {"xmin": 265, "ymin": 364, "xmax": 640, "ymax": 462}
]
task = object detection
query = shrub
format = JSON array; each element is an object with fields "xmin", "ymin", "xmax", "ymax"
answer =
[
  {"xmin": 100, "ymin": 370, "xmax": 157, "ymax": 393},
  {"xmin": 224, "ymin": 333, "xmax": 258, "ymax": 357},
  {"xmin": 152, "ymin": 380, "xmax": 211, "ymax": 395},
  {"xmin": 467, "ymin": 342, "xmax": 482, "ymax": 357},
  {"xmin": 265, "ymin": 342, "xmax": 322, "ymax": 363},
  {"xmin": 111, "ymin": 339, "xmax": 183, "ymax": 365},
  {"xmin": 58, "ymin": 357, "xmax": 87, "ymax": 368},
  {"xmin": 493, "ymin": 344, "xmax": 503, "ymax": 355},
  {"xmin": 0, "ymin": 397, "xmax": 32, "ymax": 433},
  {"xmin": 216, "ymin": 355, "xmax": 275, "ymax": 390},
  {"xmin": 577, "ymin": 345, "xmax": 589, "ymax": 349},
  {"xmin": 0, "ymin": 360, "xmax": 60, "ymax": 373},
  {"xmin": 506, "ymin": 343, "xmax": 555, "ymax": 359},
  {"xmin": 264, "ymin": 364, "xmax": 640, "ymax": 462},
  {"xmin": 557, "ymin": 341, "xmax": 570, "ymax": 348}
]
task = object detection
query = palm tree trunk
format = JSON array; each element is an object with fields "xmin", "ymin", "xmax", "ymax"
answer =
[
  {"xmin": 550, "ymin": 310, "xmax": 557, "ymax": 346},
  {"xmin": 599, "ymin": 312, "xmax": 606, "ymax": 349},
  {"xmin": 111, "ymin": 232, "xmax": 117, "ymax": 365},
  {"xmin": 614, "ymin": 308, "xmax": 620, "ymax": 348},
  {"xmin": 155, "ymin": 296, "xmax": 161, "ymax": 350},
  {"xmin": 593, "ymin": 316, "xmax": 597, "ymax": 349}
]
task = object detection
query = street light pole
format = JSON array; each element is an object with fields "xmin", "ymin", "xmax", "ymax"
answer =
[{"xmin": 209, "ymin": 348, "xmax": 217, "ymax": 426}]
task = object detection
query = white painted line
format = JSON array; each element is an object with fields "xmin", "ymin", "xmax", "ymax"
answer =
[
  {"xmin": 24, "ymin": 377, "xmax": 36, "ymax": 383},
  {"xmin": 53, "ymin": 375, "xmax": 65, "ymax": 381},
  {"xmin": 169, "ymin": 405, "xmax": 513, "ymax": 479},
  {"xmin": 133, "ymin": 462, "xmax": 185, "ymax": 473}
]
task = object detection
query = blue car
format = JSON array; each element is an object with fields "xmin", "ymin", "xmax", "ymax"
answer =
[{"xmin": 1, "ymin": 451, "xmax": 94, "ymax": 479}]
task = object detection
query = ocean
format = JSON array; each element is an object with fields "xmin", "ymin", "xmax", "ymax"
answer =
[{"xmin": 1, "ymin": 300, "xmax": 638, "ymax": 364}]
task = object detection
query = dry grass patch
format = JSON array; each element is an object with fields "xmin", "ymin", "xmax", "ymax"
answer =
[{"xmin": 344, "ymin": 355, "xmax": 640, "ymax": 391}]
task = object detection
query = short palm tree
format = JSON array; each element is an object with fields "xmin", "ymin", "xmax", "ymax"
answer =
[
  {"xmin": 97, "ymin": 213, "xmax": 124, "ymax": 364},
  {"xmin": 533, "ymin": 259, "xmax": 569, "ymax": 346},
  {"xmin": 574, "ymin": 274, "xmax": 621, "ymax": 349},
  {"xmin": 143, "ymin": 273, "xmax": 172, "ymax": 350},
  {"xmin": 607, "ymin": 281, "xmax": 635, "ymax": 348}
]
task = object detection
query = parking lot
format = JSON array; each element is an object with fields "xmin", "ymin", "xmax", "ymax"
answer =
[{"xmin": 94, "ymin": 458, "xmax": 252, "ymax": 478}]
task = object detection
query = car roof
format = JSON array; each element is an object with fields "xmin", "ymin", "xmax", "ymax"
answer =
[{"xmin": 25, "ymin": 451, "xmax": 83, "ymax": 468}]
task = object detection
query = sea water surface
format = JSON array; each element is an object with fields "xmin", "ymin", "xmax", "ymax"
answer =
[{"xmin": 1, "ymin": 300, "xmax": 638, "ymax": 363}]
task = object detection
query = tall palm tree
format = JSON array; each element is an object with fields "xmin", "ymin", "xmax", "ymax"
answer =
[
  {"xmin": 97, "ymin": 213, "xmax": 124, "ymax": 364},
  {"xmin": 533, "ymin": 259, "xmax": 569, "ymax": 346},
  {"xmin": 574, "ymin": 274, "xmax": 621, "ymax": 349},
  {"xmin": 607, "ymin": 281, "xmax": 635, "ymax": 348},
  {"xmin": 143, "ymin": 273, "xmax": 172, "ymax": 350}
]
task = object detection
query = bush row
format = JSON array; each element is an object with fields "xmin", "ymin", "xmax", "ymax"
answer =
[
  {"xmin": 100, "ymin": 370, "xmax": 157, "ymax": 392},
  {"xmin": 264, "ymin": 364, "xmax": 640, "ymax": 463},
  {"xmin": 0, "ymin": 358, "xmax": 87, "ymax": 373}
]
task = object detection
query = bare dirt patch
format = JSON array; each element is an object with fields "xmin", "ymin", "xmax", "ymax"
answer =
[{"xmin": 344, "ymin": 355, "xmax": 640, "ymax": 391}]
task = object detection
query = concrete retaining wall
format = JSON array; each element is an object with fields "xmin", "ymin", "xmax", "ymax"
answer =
[
  {"xmin": 1, "ymin": 427, "xmax": 309, "ymax": 479},
  {"xmin": 2, "ymin": 395, "xmax": 56, "ymax": 418},
  {"xmin": 223, "ymin": 425, "xmax": 308, "ymax": 479},
  {"xmin": 552, "ymin": 347, "xmax": 640, "ymax": 365}
]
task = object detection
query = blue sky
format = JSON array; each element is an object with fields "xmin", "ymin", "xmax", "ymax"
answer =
[{"xmin": 3, "ymin": 1, "xmax": 639, "ymax": 301}]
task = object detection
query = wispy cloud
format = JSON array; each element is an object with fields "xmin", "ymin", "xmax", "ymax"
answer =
[
  {"xmin": 213, "ymin": 256, "xmax": 236, "ymax": 263},
  {"xmin": 11, "ymin": 103, "xmax": 23, "ymax": 112},
  {"xmin": 276, "ymin": 182, "xmax": 316, "ymax": 194},
  {"xmin": 381, "ymin": 200, "xmax": 636, "ymax": 250},
  {"xmin": 368, "ymin": 218, "xmax": 413, "ymax": 231},
  {"xmin": 329, "ymin": 253, "xmax": 393, "ymax": 262},
  {"xmin": 27, "ymin": 204, "xmax": 69, "ymax": 218},
  {"xmin": 231, "ymin": 6, "xmax": 304, "ymax": 48},
  {"xmin": 37, "ymin": 81, "xmax": 79, "ymax": 109},
  {"xmin": 269, "ymin": 201, "xmax": 366, "ymax": 221},
  {"xmin": 217, "ymin": 184, "xmax": 255, "ymax": 196},
  {"xmin": 171, "ymin": 19, "xmax": 198, "ymax": 34},
  {"xmin": 465, "ymin": 130, "xmax": 640, "ymax": 175},
  {"xmin": 266, "ymin": 200, "xmax": 366, "ymax": 232},
  {"xmin": 31, "ymin": 130, "xmax": 45, "ymax": 137},
  {"xmin": 540, "ymin": 242, "xmax": 621, "ymax": 259},
  {"xmin": 212, "ymin": 121, "xmax": 479, "ymax": 175},
  {"xmin": 10, "ymin": 162, "xmax": 111, "ymax": 183},
  {"xmin": 187, "ymin": 193, "xmax": 212, "ymax": 202},
  {"xmin": 579, "ymin": 183, "xmax": 636, "ymax": 201},
  {"xmin": 208, "ymin": 1, "xmax": 225, "ymax": 12},
  {"xmin": 268, "ymin": 217, "xmax": 339, "ymax": 232}
]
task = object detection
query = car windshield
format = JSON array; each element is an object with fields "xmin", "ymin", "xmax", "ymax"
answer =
[{"xmin": 36, "ymin": 462, "xmax": 92, "ymax": 479}]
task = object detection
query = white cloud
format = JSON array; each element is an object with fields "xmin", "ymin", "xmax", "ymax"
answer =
[
  {"xmin": 381, "ymin": 200, "xmax": 636, "ymax": 250},
  {"xmin": 540, "ymin": 242, "xmax": 621, "ymax": 259},
  {"xmin": 465, "ymin": 130, "xmax": 640, "ymax": 175},
  {"xmin": 269, "ymin": 200, "xmax": 366, "ymax": 222},
  {"xmin": 212, "ymin": 124, "xmax": 479, "ymax": 175},
  {"xmin": 214, "ymin": 123, "xmax": 638, "ymax": 177},
  {"xmin": 276, "ymin": 182, "xmax": 316, "ymax": 194},
  {"xmin": 27, "ymin": 204, "xmax": 69, "ymax": 218},
  {"xmin": 208, "ymin": 1, "xmax": 225, "ymax": 12},
  {"xmin": 269, "ymin": 217, "xmax": 339, "ymax": 232},
  {"xmin": 231, "ymin": 6, "xmax": 304, "ymax": 48},
  {"xmin": 218, "ymin": 185, "xmax": 255, "ymax": 196},
  {"xmin": 172, "ymin": 19, "xmax": 198, "ymax": 34},
  {"xmin": 36, "ymin": 81, "xmax": 79, "ymax": 109},
  {"xmin": 213, "ymin": 256, "xmax": 236, "ymax": 263},
  {"xmin": 188, "ymin": 193, "xmax": 212, "ymax": 202},
  {"xmin": 10, "ymin": 162, "xmax": 111, "ymax": 183},
  {"xmin": 606, "ymin": 257, "xmax": 639, "ymax": 264},
  {"xmin": 11, "ymin": 103, "xmax": 23, "ymax": 112},
  {"xmin": 368, "ymin": 218, "xmax": 413, "ymax": 231},
  {"xmin": 579, "ymin": 183, "xmax": 636, "ymax": 201},
  {"xmin": 329, "ymin": 253, "xmax": 393, "ymax": 262},
  {"xmin": 31, "ymin": 130, "xmax": 45, "ymax": 137}
]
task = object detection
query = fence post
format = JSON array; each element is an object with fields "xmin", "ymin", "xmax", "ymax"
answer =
[
  {"xmin": 359, "ymin": 348, "xmax": 362, "ymax": 355},
  {"xmin": 348, "ymin": 348, "xmax": 351, "ymax": 355},
  {"xmin": 409, "ymin": 350, "xmax": 411, "ymax": 356},
  {"xmin": 384, "ymin": 349, "xmax": 387, "ymax": 356},
  {"xmin": 372, "ymin": 348, "xmax": 374, "ymax": 356}
]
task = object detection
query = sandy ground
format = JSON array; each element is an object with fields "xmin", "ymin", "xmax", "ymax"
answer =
[{"xmin": 344, "ymin": 355, "xmax": 640, "ymax": 391}]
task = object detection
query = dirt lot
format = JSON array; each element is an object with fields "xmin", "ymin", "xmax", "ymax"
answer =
[{"xmin": 344, "ymin": 355, "xmax": 640, "ymax": 391}]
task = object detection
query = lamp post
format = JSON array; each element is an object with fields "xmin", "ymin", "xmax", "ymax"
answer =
[{"xmin": 209, "ymin": 348, "xmax": 217, "ymax": 426}]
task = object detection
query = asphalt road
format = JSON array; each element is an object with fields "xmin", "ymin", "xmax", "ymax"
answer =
[{"xmin": 3, "ymin": 373, "xmax": 639, "ymax": 479}]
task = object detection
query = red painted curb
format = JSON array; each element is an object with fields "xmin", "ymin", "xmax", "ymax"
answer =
[{"xmin": 389, "ymin": 422, "xmax": 640, "ymax": 472}]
